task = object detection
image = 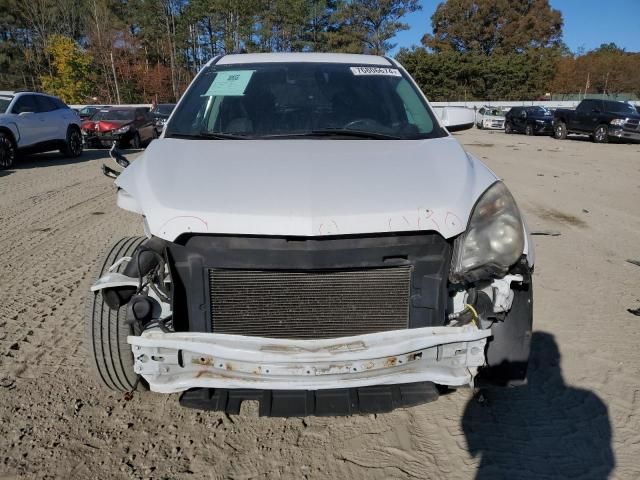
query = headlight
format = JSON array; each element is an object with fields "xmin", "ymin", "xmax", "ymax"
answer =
[
  {"xmin": 450, "ymin": 182, "xmax": 525, "ymax": 283},
  {"xmin": 155, "ymin": 119, "xmax": 166, "ymax": 126},
  {"xmin": 610, "ymin": 118, "xmax": 625, "ymax": 126},
  {"xmin": 114, "ymin": 125, "xmax": 130, "ymax": 134}
]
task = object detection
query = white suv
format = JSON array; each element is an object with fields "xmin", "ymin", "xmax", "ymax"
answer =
[{"xmin": 0, "ymin": 91, "xmax": 83, "ymax": 169}]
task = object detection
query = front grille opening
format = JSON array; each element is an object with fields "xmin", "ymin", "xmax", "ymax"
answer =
[{"xmin": 209, "ymin": 267, "xmax": 411, "ymax": 339}]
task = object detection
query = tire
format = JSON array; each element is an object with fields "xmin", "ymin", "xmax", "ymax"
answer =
[
  {"xmin": 504, "ymin": 122, "xmax": 513, "ymax": 134},
  {"xmin": 86, "ymin": 236, "xmax": 147, "ymax": 391},
  {"xmin": 130, "ymin": 132, "xmax": 141, "ymax": 149},
  {"xmin": 593, "ymin": 124, "xmax": 609, "ymax": 143},
  {"xmin": 553, "ymin": 121, "xmax": 567, "ymax": 140},
  {"xmin": 525, "ymin": 124, "xmax": 534, "ymax": 136},
  {"xmin": 0, "ymin": 131, "xmax": 17, "ymax": 169},
  {"xmin": 61, "ymin": 126, "xmax": 83, "ymax": 158},
  {"xmin": 477, "ymin": 122, "xmax": 483, "ymax": 130}
]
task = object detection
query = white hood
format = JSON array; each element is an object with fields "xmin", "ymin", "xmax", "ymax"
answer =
[{"xmin": 116, "ymin": 137, "xmax": 498, "ymax": 241}]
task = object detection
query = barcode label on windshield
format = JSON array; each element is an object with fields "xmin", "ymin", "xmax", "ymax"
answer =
[{"xmin": 350, "ymin": 66, "xmax": 401, "ymax": 77}]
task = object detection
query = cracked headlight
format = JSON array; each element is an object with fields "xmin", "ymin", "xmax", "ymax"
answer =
[
  {"xmin": 450, "ymin": 181, "xmax": 524, "ymax": 283},
  {"xmin": 609, "ymin": 118, "xmax": 625, "ymax": 126}
]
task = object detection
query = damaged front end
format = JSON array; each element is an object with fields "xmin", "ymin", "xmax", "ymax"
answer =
[{"xmin": 90, "ymin": 182, "xmax": 533, "ymax": 411}]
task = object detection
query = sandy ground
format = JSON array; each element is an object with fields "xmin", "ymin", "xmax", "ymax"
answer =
[{"xmin": 1, "ymin": 129, "xmax": 640, "ymax": 480}]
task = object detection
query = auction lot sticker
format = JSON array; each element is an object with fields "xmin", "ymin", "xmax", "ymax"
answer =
[
  {"xmin": 205, "ymin": 70, "xmax": 255, "ymax": 96},
  {"xmin": 350, "ymin": 66, "xmax": 401, "ymax": 77}
]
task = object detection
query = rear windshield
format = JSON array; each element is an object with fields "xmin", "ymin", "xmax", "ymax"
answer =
[
  {"xmin": 0, "ymin": 96, "xmax": 13, "ymax": 113},
  {"xmin": 92, "ymin": 109, "xmax": 135, "ymax": 121},
  {"xmin": 166, "ymin": 62, "xmax": 445, "ymax": 140}
]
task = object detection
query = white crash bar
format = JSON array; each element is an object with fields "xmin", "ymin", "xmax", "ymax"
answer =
[{"xmin": 128, "ymin": 326, "xmax": 491, "ymax": 393}]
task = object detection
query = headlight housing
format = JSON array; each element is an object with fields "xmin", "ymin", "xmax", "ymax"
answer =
[
  {"xmin": 610, "ymin": 118, "xmax": 625, "ymax": 127},
  {"xmin": 114, "ymin": 125, "xmax": 130, "ymax": 134},
  {"xmin": 450, "ymin": 181, "xmax": 525, "ymax": 283}
]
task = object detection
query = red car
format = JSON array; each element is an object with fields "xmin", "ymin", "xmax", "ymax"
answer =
[{"xmin": 81, "ymin": 107, "xmax": 156, "ymax": 148}]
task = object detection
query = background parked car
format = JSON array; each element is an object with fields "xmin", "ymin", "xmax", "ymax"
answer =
[
  {"xmin": 150, "ymin": 103, "xmax": 176, "ymax": 135},
  {"xmin": 553, "ymin": 99, "xmax": 640, "ymax": 143},
  {"xmin": 78, "ymin": 105, "xmax": 109, "ymax": 121},
  {"xmin": 505, "ymin": 106, "xmax": 553, "ymax": 135},
  {"xmin": 0, "ymin": 91, "xmax": 83, "ymax": 169},
  {"xmin": 475, "ymin": 106, "xmax": 505, "ymax": 129},
  {"xmin": 82, "ymin": 107, "xmax": 156, "ymax": 149}
]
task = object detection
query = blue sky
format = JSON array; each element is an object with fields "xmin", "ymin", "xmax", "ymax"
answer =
[{"xmin": 392, "ymin": 0, "xmax": 640, "ymax": 54}]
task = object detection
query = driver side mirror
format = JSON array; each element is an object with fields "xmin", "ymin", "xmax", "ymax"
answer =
[
  {"xmin": 520, "ymin": 111, "xmax": 527, "ymax": 119},
  {"xmin": 109, "ymin": 142, "xmax": 130, "ymax": 168}
]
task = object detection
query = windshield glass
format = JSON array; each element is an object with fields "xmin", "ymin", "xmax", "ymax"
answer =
[
  {"xmin": 166, "ymin": 62, "xmax": 443, "ymax": 140},
  {"xmin": 530, "ymin": 106, "xmax": 552, "ymax": 116},
  {"xmin": 606, "ymin": 101, "xmax": 637, "ymax": 115},
  {"xmin": 0, "ymin": 96, "xmax": 13, "ymax": 113},
  {"xmin": 485, "ymin": 108, "xmax": 503, "ymax": 117},
  {"xmin": 92, "ymin": 109, "xmax": 135, "ymax": 121},
  {"xmin": 154, "ymin": 104, "xmax": 175, "ymax": 115}
]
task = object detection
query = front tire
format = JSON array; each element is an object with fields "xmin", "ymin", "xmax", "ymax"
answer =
[
  {"xmin": 86, "ymin": 236, "xmax": 147, "ymax": 391},
  {"xmin": 61, "ymin": 126, "xmax": 83, "ymax": 158},
  {"xmin": 0, "ymin": 131, "xmax": 17, "ymax": 169},
  {"xmin": 130, "ymin": 132, "xmax": 141, "ymax": 149},
  {"xmin": 525, "ymin": 124, "xmax": 534, "ymax": 136},
  {"xmin": 553, "ymin": 121, "xmax": 567, "ymax": 140},
  {"xmin": 504, "ymin": 122, "xmax": 513, "ymax": 134},
  {"xmin": 593, "ymin": 124, "xmax": 609, "ymax": 143}
]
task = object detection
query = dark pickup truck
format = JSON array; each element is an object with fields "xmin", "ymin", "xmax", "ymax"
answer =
[{"xmin": 553, "ymin": 99, "xmax": 640, "ymax": 143}]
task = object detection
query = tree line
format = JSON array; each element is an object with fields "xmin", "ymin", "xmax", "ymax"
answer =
[{"xmin": 0, "ymin": 0, "xmax": 638, "ymax": 104}]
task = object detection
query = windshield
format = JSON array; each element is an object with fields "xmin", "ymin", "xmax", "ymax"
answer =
[
  {"xmin": 154, "ymin": 104, "xmax": 175, "ymax": 115},
  {"xmin": 166, "ymin": 62, "xmax": 443, "ymax": 140},
  {"xmin": 485, "ymin": 108, "xmax": 503, "ymax": 117},
  {"xmin": 0, "ymin": 96, "xmax": 13, "ymax": 113},
  {"xmin": 605, "ymin": 101, "xmax": 637, "ymax": 115},
  {"xmin": 529, "ymin": 106, "xmax": 552, "ymax": 116},
  {"xmin": 92, "ymin": 109, "xmax": 135, "ymax": 121}
]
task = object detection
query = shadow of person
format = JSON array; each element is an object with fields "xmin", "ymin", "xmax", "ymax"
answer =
[{"xmin": 462, "ymin": 331, "xmax": 614, "ymax": 479}]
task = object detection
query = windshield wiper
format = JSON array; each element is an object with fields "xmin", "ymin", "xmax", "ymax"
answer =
[
  {"xmin": 260, "ymin": 129, "xmax": 401, "ymax": 140},
  {"xmin": 167, "ymin": 131, "xmax": 249, "ymax": 140}
]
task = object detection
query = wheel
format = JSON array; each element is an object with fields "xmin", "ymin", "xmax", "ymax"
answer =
[
  {"xmin": 130, "ymin": 132, "xmax": 141, "ymax": 149},
  {"xmin": 593, "ymin": 124, "xmax": 609, "ymax": 143},
  {"xmin": 525, "ymin": 124, "xmax": 534, "ymax": 136},
  {"xmin": 0, "ymin": 131, "xmax": 17, "ymax": 169},
  {"xmin": 553, "ymin": 121, "xmax": 567, "ymax": 140},
  {"xmin": 477, "ymin": 122, "xmax": 483, "ymax": 130},
  {"xmin": 504, "ymin": 122, "xmax": 512, "ymax": 134},
  {"xmin": 61, "ymin": 126, "xmax": 83, "ymax": 158},
  {"xmin": 86, "ymin": 236, "xmax": 147, "ymax": 391}
]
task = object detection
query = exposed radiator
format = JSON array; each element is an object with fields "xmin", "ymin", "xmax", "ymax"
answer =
[{"xmin": 208, "ymin": 267, "xmax": 411, "ymax": 339}]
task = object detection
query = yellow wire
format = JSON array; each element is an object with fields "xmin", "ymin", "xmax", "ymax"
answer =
[{"xmin": 465, "ymin": 304, "xmax": 479, "ymax": 327}]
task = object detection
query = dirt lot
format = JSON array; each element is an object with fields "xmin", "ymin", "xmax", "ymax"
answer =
[{"xmin": 1, "ymin": 129, "xmax": 640, "ymax": 479}]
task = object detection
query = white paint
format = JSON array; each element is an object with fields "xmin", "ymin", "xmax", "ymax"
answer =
[
  {"xmin": 115, "ymin": 136, "xmax": 499, "ymax": 241},
  {"xmin": 128, "ymin": 325, "xmax": 490, "ymax": 393}
]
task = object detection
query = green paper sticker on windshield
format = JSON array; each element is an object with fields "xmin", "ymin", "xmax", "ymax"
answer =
[{"xmin": 205, "ymin": 70, "xmax": 255, "ymax": 96}]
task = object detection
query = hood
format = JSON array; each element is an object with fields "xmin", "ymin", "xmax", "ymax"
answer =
[{"xmin": 116, "ymin": 137, "xmax": 498, "ymax": 241}]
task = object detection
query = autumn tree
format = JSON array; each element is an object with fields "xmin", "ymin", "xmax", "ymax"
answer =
[
  {"xmin": 40, "ymin": 35, "xmax": 94, "ymax": 103},
  {"xmin": 423, "ymin": 0, "xmax": 563, "ymax": 55}
]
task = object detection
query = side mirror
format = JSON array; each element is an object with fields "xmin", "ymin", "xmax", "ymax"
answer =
[
  {"xmin": 520, "ymin": 112, "xmax": 527, "ymax": 119},
  {"xmin": 433, "ymin": 106, "xmax": 475, "ymax": 132},
  {"xmin": 102, "ymin": 164, "xmax": 120, "ymax": 179},
  {"xmin": 109, "ymin": 142, "xmax": 130, "ymax": 168}
]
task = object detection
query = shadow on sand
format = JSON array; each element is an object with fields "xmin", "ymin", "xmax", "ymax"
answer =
[{"xmin": 463, "ymin": 331, "xmax": 614, "ymax": 479}]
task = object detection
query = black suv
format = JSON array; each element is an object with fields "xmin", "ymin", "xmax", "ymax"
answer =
[
  {"xmin": 553, "ymin": 99, "xmax": 640, "ymax": 143},
  {"xmin": 505, "ymin": 106, "xmax": 554, "ymax": 135}
]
